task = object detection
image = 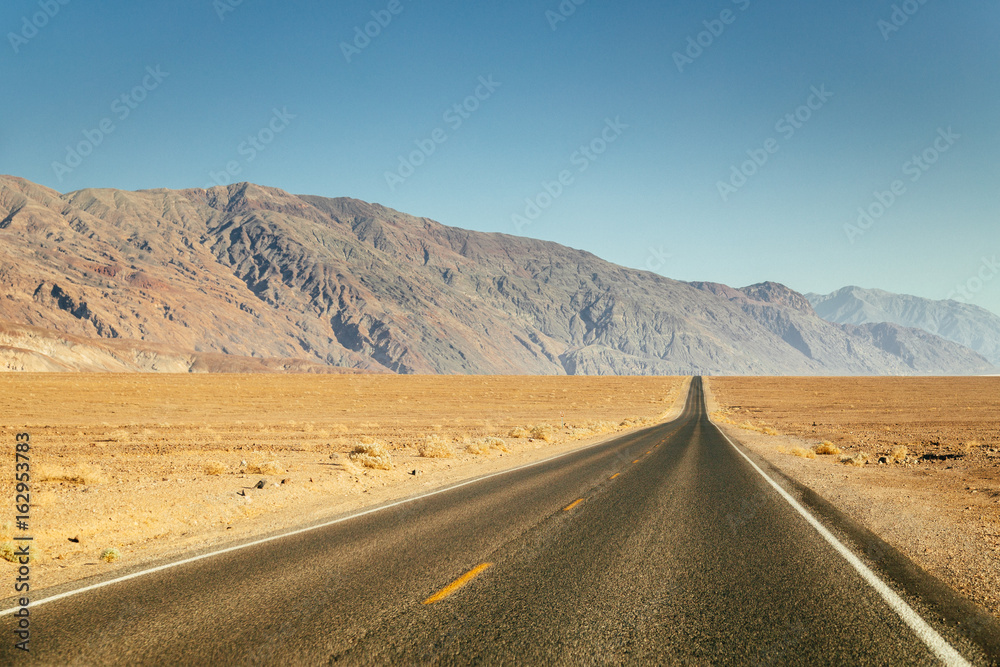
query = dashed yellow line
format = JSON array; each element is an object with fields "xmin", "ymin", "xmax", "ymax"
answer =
[
  {"xmin": 610, "ymin": 473, "xmax": 620, "ymax": 480},
  {"xmin": 423, "ymin": 563, "xmax": 493, "ymax": 604},
  {"xmin": 632, "ymin": 459, "xmax": 640, "ymax": 464},
  {"xmin": 563, "ymin": 498, "xmax": 585, "ymax": 512},
  {"xmin": 646, "ymin": 451, "xmax": 651, "ymax": 455}
]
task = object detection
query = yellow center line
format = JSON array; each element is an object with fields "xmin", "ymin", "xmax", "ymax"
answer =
[
  {"xmin": 646, "ymin": 451, "xmax": 651, "ymax": 454},
  {"xmin": 423, "ymin": 563, "xmax": 493, "ymax": 604},
  {"xmin": 609, "ymin": 473, "xmax": 620, "ymax": 480},
  {"xmin": 563, "ymin": 498, "xmax": 585, "ymax": 511},
  {"xmin": 632, "ymin": 459, "xmax": 640, "ymax": 464}
]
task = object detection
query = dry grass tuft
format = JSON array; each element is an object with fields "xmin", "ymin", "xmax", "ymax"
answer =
[
  {"xmin": 841, "ymin": 452, "xmax": 870, "ymax": 467},
  {"xmin": 508, "ymin": 426, "xmax": 531, "ymax": 439},
  {"xmin": 465, "ymin": 441, "xmax": 491, "ymax": 456},
  {"xmin": 890, "ymin": 445, "xmax": 908, "ymax": 463},
  {"xmin": 36, "ymin": 463, "xmax": 106, "ymax": 485},
  {"xmin": 204, "ymin": 461, "xmax": 226, "ymax": 476},
  {"xmin": 790, "ymin": 446, "xmax": 816, "ymax": 459},
  {"xmin": 814, "ymin": 441, "xmax": 841, "ymax": 455},
  {"xmin": 100, "ymin": 547, "xmax": 121, "ymax": 563},
  {"xmin": 349, "ymin": 442, "xmax": 393, "ymax": 470},
  {"xmin": 0, "ymin": 542, "xmax": 16, "ymax": 563},
  {"xmin": 419, "ymin": 435, "xmax": 455, "ymax": 458},
  {"xmin": 530, "ymin": 425, "xmax": 556, "ymax": 442},
  {"xmin": 484, "ymin": 436, "xmax": 508, "ymax": 452},
  {"xmin": 466, "ymin": 436, "xmax": 511, "ymax": 455},
  {"xmin": 737, "ymin": 420, "xmax": 778, "ymax": 435},
  {"xmin": 710, "ymin": 411, "xmax": 737, "ymax": 425},
  {"xmin": 246, "ymin": 460, "xmax": 284, "ymax": 475}
]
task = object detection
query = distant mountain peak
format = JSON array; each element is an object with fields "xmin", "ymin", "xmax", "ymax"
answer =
[{"xmin": 808, "ymin": 286, "xmax": 1000, "ymax": 366}]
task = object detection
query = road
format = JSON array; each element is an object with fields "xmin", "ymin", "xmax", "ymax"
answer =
[{"xmin": 2, "ymin": 377, "xmax": 993, "ymax": 665}]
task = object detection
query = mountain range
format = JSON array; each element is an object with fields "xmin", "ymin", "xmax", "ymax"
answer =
[
  {"xmin": 0, "ymin": 175, "xmax": 993, "ymax": 375},
  {"xmin": 806, "ymin": 286, "xmax": 1000, "ymax": 367}
]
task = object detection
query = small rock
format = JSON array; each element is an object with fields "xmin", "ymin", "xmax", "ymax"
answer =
[
  {"xmin": 281, "ymin": 478, "xmax": 291, "ymax": 485},
  {"xmin": 68, "ymin": 536, "xmax": 80, "ymax": 544},
  {"xmin": 878, "ymin": 457, "xmax": 888, "ymax": 464},
  {"xmin": 240, "ymin": 459, "xmax": 248, "ymax": 466},
  {"xmin": 255, "ymin": 479, "xmax": 266, "ymax": 489},
  {"xmin": 309, "ymin": 478, "xmax": 314, "ymax": 483}
]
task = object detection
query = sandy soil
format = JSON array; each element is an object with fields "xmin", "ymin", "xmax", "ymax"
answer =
[
  {"xmin": 705, "ymin": 376, "xmax": 1000, "ymax": 618},
  {"xmin": 0, "ymin": 374, "xmax": 689, "ymax": 593}
]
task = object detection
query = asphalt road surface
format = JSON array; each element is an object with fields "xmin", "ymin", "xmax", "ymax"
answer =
[{"xmin": 2, "ymin": 378, "xmax": 995, "ymax": 665}]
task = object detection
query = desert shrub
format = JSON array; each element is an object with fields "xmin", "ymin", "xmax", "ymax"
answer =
[
  {"xmin": 841, "ymin": 452, "xmax": 870, "ymax": 467},
  {"xmin": 713, "ymin": 413, "xmax": 737, "ymax": 425},
  {"xmin": 0, "ymin": 542, "xmax": 16, "ymax": 563},
  {"xmin": 790, "ymin": 447, "xmax": 816, "ymax": 459},
  {"xmin": 508, "ymin": 426, "xmax": 530, "ymax": 438},
  {"xmin": 466, "ymin": 441, "xmax": 491, "ymax": 455},
  {"xmin": 419, "ymin": 435, "xmax": 455, "ymax": 458},
  {"xmin": 204, "ymin": 461, "xmax": 226, "ymax": 476},
  {"xmin": 36, "ymin": 463, "xmax": 106, "ymax": 485},
  {"xmin": 530, "ymin": 425, "xmax": 556, "ymax": 442},
  {"xmin": 247, "ymin": 460, "xmax": 284, "ymax": 475},
  {"xmin": 761, "ymin": 427, "xmax": 779, "ymax": 436},
  {"xmin": 466, "ymin": 437, "xmax": 508, "ymax": 455},
  {"xmin": 814, "ymin": 441, "xmax": 841, "ymax": 455},
  {"xmin": 484, "ymin": 436, "xmax": 509, "ymax": 452},
  {"xmin": 350, "ymin": 442, "xmax": 393, "ymax": 470},
  {"xmin": 100, "ymin": 547, "xmax": 121, "ymax": 563},
  {"xmin": 890, "ymin": 445, "xmax": 908, "ymax": 463}
]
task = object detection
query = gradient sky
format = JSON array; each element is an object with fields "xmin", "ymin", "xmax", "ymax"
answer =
[{"xmin": 3, "ymin": 0, "xmax": 999, "ymax": 314}]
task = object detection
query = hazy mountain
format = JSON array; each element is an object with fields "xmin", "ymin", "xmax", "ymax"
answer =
[
  {"xmin": 0, "ymin": 175, "xmax": 992, "ymax": 375},
  {"xmin": 806, "ymin": 286, "xmax": 1000, "ymax": 366}
]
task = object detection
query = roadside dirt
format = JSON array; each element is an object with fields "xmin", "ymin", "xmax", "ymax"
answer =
[
  {"xmin": 705, "ymin": 376, "xmax": 1000, "ymax": 618},
  {"xmin": 0, "ymin": 374, "xmax": 689, "ymax": 593}
]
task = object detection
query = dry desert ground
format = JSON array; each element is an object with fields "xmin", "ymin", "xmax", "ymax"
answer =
[
  {"xmin": 0, "ymin": 374, "xmax": 687, "ymax": 591},
  {"xmin": 706, "ymin": 376, "xmax": 1000, "ymax": 618}
]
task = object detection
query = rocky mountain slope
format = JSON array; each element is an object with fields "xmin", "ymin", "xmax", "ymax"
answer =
[
  {"xmin": 0, "ymin": 175, "xmax": 992, "ymax": 375},
  {"xmin": 807, "ymin": 286, "xmax": 1000, "ymax": 367},
  {"xmin": 0, "ymin": 319, "xmax": 363, "ymax": 373}
]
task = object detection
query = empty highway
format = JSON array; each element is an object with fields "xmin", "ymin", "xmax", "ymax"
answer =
[{"xmin": 2, "ymin": 378, "xmax": 996, "ymax": 665}]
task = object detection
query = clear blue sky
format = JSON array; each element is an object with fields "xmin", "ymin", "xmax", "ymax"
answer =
[{"xmin": 3, "ymin": 0, "xmax": 999, "ymax": 314}]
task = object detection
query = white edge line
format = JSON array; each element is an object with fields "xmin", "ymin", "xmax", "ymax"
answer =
[
  {"xmin": 0, "ymin": 413, "xmax": 670, "ymax": 618},
  {"xmin": 712, "ymin": 420, "xmax": 971, "ymax": 667}
]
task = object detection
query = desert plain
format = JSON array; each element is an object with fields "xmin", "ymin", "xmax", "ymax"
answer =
[{"xmin": 0, "ymin": 374, "xmax": 686, "ymax": 591}]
